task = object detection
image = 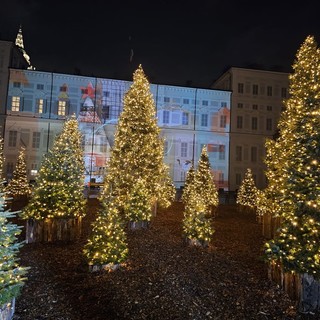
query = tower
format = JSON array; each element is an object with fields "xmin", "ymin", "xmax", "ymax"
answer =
[{"xmin": 15, "ymin": 25, "xmax": 35, "ymax": 70}]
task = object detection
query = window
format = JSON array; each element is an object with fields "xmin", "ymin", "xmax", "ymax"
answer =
[
  {"xmin": 252, "ymin": 84, "xmax": 259, "ymax": 95},
  {"xmin": 60, "ymin": 85, "xmax": 67, "ymax": 92},
  {"xmin": 237, "ymin": 103, "xmax": 243, "ymax": 109},
  {"xmin": 32, "ymin": 132, "xmax": 41, "ymax": 148},
  {"xmin": 163, "ymin": 110, "xmax": 170, "ymax": 124},
  {"xmin": 281, "ymin": 87, "xmax": 287, "ymax": 98},
  {"xmin": 219, "ymin": 172, "xmax": 224, "ymax": 184},
  {"xmin": 183, "ymin": 98, "xmax": 189, "ymax": 104},
  {"xmin": 236, "ymin": 116, "xmax": 243, "ymax": 129},
  {"xmin": 202, "ymin": 100, "xmax": 208, "ymax": 106},
  {"xmin": 31, "ymin": 163, "xmax": 38, "ymax": 176},
  {"xmin": 266, "ymin": 118, "xmax": 273, "ymax": 131},
  {"xmin": 252, "ymin": 117, "xmax": 258, "ymax": 130},
  {"xmin": 181, "ymin": 142, "xmax": 187, "ymax": 157},
  {"xmin": 221, "ymin": 102, "xmax": 227, "ymax": 108},
  {"xmin": 252, "ymin": 104, "xmax": 258, "ymax": 110},
  {"xmin": 267, "ymin": 86, "xmax": 272, "ymax": 96},
  {"xmin": 6, "ymin": 162, "xmax": 14, "ymax": 176},
  {"xmin": 220, "ymin": 115, "xmax": 227, "ymax": 128},
  {"xmin": 267, "ymin": 105, "xmax": 272, "ymax": 111},
  {"xmin": 182, "ymin": 112, "xmax": 189, "ymax": 125},
  {"xmin": 219, "ymin": 145, "xmax": 225, "ymax": 160},
  {"xmin": 236, "ymin": 173, "xmax": 242, "ymax": 186},
  {"xmin": 11, "ymin": 96, "xmax": 20, "ymax": 111},
  {"xmin": 238, "ymin": 83, "xmax": 244, "ymax": 93},
  {"xmin": 236, "ymin": 146, "xmax": 242, "ymax": 161},
  {"xmin": 13, "ymin": 82, "xmax": 21, "ymax": 88},
  {"xmin": 36, "ymin": 98, "xmax": 44, "ymax": 113},
  {"xmin": 58, "ymin": 100, "xmax": 66, "ymax": 116},
  {"xmin": 201, "ymin": 114, "xmax": 208, "ymax": 126},
  {"xmin": 164, "ymin": 97, "xmax": 170, "ymax": 103},
  {"xmin": 8, "ymin": 131, "xmax": 17, "ymax": 147},
  {"xmin": 37, "ymin": 84, "xmax": 44, "ymax": 90},
  {"xmin": 103, "ymin": 91, "xmax": 110, "ymax": 97},
  {"xmin": 251, "ymin": 146, "xmax": 257, "ymax": 162}
]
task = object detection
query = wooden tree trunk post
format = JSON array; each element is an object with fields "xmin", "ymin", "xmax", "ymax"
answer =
[
  {"xmin": 26, "ymin": 217, "xmax": 82, "ymax": 243},
  {"xmin": 268, "ymin": 263, "xmax": 320, "ymax": 312},
  {"xmin": 128, "ymin": 220, "xmax": 149, "ymax": 230},
  {"xmin": 89, "ymin": 263, "xmax": 120, "ymax": 273},
  {"xmin": 186, "ymin": 238, "xmax": 209, "ymax": 248},
  {"xmin": 0, "ymin": 298, "xmax": 15, "ymax": 320}
]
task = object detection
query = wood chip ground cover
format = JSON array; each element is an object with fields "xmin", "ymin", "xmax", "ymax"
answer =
[{"xmin": 10, "ymin": 199, "xmax": 320, "ymax": 319}]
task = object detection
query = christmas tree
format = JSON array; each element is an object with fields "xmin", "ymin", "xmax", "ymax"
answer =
[
  {"xmin": 83, "ymin": 196, "xmax": 128, "ymax": 271},
  {"xmin": 182, "ymin": 192, "xmax": 214, "ymax": 247},
  {"xmin": 21, "ymin": 114, "xmax": 86, "ymax": 220},
  {"xmin": 181, "ymin": 165, "xmax": 196, "ymax": 204},
  {"xmin": 195, "ymin": 146, "xmax": 219, "ymax": 211},
  {"xmin": 0, "ymin": 192, "xmax": 28, "ymax": 307},
  {"xmin": 264, "ymin": 35, "xmax": 320, "ymax": 277},
  {"xmin": 124, "ymin": 178, "xmax": 152, "ymax": 227},
  {"xmin": 5, "ymin": 146, "xmax": 32, "ymax": 198},
  {"xmin": 102, "ymin": 65, "xmax": 174, "ymax": 215},
  {"xmin": 236, "ymin": 168, "xmax": 259, "ymax": 210},
  {"xmin": 182, "ymin": 147, "xmax": 215, "ymax": 246}
]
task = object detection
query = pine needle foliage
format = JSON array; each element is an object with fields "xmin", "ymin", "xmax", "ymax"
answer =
[{"xmin": 0, "ymin": 192, "xmax": 28, "ymax": 305}]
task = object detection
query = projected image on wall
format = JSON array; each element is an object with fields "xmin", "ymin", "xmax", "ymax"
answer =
[{"xmin": 6, "ymin": 70, "xmax": 231, "ymax": 190}]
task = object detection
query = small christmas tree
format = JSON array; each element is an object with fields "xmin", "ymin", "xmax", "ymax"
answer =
[
  {"xmin": 182, "ymin": 147, "xmax": 216, "ymax": 247},
  {"xmin": 182, "ymin": 165, "xmax": 195, "ymax": 205},
  {"xmin": 236, "ymin": 168, "xmax": 259, "ymax": 212},
  {"xmin": 5, "ymin": 146, "xmax": 32, "ymax": 198},
  {"xmin": 21, "ymin": 115, "xmax": 86, "ymax": 220},
  {"xmin": 125, "ymin": 179, "xmax": 152, "ymax": 229},
  {"xmin": 83, "ymin": 196, "xmax": 128, "ymax": 272},
  {"xmin": 195, "ymin": 146, "xmax": 219, "ymax": 212},
  {"xmin": 0, "ymin": 192, "xmax": 28, "ymax": 310},
  {"xmin": 182, "ymin": 194, "xmax": 214, "ymax": 247},
  {"xmin": 156, "ymin": 164, "xmax": 176, "ymax": 209}
]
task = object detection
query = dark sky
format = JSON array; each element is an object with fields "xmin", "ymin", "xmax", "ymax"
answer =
[{"xmin": 1, "ymin": 0, "xmax": 320, "ymax": 88}]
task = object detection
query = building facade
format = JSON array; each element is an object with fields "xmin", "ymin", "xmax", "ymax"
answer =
[
  {"xmin": 0, "ymin": 29, "xmax": 292, "ymax": 192},
  {"xmin": 212, "ymin": 67, "xmax": 290, "ymax": 190},
  {"xmin": 4, "ymin": 68, "xmax": 231, "ymax": 189}
]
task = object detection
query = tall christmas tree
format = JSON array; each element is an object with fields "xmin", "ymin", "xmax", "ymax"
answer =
[
  {"xmin": 264, "ymin": 35, "xmax": 320, "ymax": 277},
  {"xmin": 83, "ymin": 196, "xmax": 128, "ymax": 271},
  {"xmin": 0, "ymin": 192, "xmax": 28, "ymax": 308},
  {"xmin": 236, "ymin": 168, "xmax": 259, "ymax": 210},
  {"xmin": 5, "ymin": 146, "xmax": 32, "ymax": 198},
  {"xmin": 21, "ymin": 115, "xmax": 86, "ymax": 220},
  {"xmin": 102, "ymin": 65, "xmax": 175, "ymax": 217}
]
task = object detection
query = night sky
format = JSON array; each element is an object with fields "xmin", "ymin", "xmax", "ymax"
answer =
[{"xmin": 1, "ymin": 0, "xmax": 320, "ymax": 88}]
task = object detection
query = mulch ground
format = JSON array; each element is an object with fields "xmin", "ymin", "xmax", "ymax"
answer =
[{"xmin": 8, "ymin": 199, "xmax": 320, "ymax": 320}]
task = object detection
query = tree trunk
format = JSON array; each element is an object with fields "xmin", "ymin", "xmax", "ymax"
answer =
[
  {"xmin": 0, "ymin": 298, "xmax": 15, "ymax": 320},
  {"xmin": 26, "ymin": 217, "xmax": 82, "ymax": 243}
]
